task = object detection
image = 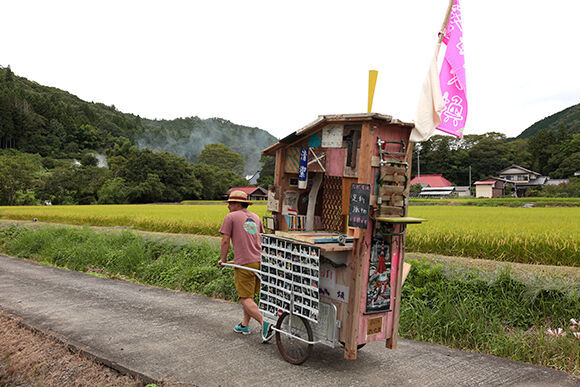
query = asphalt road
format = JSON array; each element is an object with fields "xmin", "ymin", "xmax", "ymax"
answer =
[{"xmin": 0, "ymin": 254, "xmax": 577, "ymax": 386}]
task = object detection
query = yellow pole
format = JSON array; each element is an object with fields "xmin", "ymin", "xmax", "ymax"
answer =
[{"xmin": 368, "ymin": 70, "xmax": 378, "ymax": 113}]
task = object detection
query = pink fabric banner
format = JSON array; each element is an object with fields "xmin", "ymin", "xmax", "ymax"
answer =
[{"xmin": 437, "ymin": 0, "xmax": 467, "ymax": 138}]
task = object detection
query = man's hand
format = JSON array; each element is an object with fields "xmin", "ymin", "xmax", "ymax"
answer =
[{"xmin": 218, "ymin": 257, "xmax": 227, "ymax": 267}]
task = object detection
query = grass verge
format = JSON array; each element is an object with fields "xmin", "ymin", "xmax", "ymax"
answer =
[
  {"xmin": 1, "ymin": 225, "xmax": 578, "ymax": 375},
  {"xmin": 400, "ymin": 259, "xmax": 579, "ymax": 374}
]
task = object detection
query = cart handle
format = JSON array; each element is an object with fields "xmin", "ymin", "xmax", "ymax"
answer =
[{"xmin": 220, "ymin": 262, "xmax": 262, "ymax": 279}]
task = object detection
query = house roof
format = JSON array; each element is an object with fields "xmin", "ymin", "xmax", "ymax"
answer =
[
  {"xmin": 262, "ymin": 113, "xmax": 414, "ymax": 155},
  {"xmin": 409, "ymin": 174, "xmax": 452, "ymax": 187},
  {"xmin": 474, "ymin": 180, "xmax": 496, "ymax": 185},
  {"xmin": 225, "ymin": 186, "xmax": 268, "ymax": 196},
  {"xmin": 498, "ymin": 164, "xmax": 540, "ymax": 176},
  {"xmin": 545, "ymin": 179, "xmax": 570, "ymax": 186}
]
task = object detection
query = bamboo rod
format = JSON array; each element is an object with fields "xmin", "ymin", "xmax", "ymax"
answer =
[{"xmin": 438, "ymin": 0, "xmax": 455, "ymax": 44}]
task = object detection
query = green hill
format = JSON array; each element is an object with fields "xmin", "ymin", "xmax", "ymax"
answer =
[
  {"xmin": 140, "ymin": 117, "xmax": 277, "ymax": 175},
  {"xmin": 0, "ymin": 66, "xmax": 277, "ymax": 174},
  {"xmin": 516, "ymin": 102, "xmax": 580, "ymax": 139}
]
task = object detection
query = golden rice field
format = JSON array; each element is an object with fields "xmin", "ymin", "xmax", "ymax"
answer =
[
  {"xmin": 0, "ymin": 204, "xmax": 578, "ymax": 266},
  {"xmin": 407, "ymin": 206, "xmax": 579, "ymax": 267},
  {"xmin": 0, "ymin": 204, "xmax": 268, "ymax": 236}
]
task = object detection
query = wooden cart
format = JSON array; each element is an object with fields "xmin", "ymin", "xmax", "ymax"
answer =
[{"xmin": 258, "ymin": 113, "xmax": 424, "ymax": 363}]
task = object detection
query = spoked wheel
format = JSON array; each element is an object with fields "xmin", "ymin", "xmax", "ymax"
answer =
[{"xmin": 275, "ymin": 312, "xmax": 313, "ymax": 365}]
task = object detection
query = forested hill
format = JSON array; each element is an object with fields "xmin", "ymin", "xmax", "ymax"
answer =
[
  {"xmin": 516, "ymin": 102, "xmax": 580, "ymax": 139},
  {"xmin": 139, "ymin": 117, "xmax": 277, "ymax": 175},
  {"xmin": 0, "ymin": 66, "xmax": 277, "ymax": 174}
]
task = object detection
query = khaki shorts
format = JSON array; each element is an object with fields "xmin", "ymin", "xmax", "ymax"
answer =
[{"xmin": 234, "ymin": 262, "xmax": 261, "ymax": 298}]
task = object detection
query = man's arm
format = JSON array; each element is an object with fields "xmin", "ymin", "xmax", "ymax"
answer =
[{"xmin": 219, "ymin": 234, "xmax": 231, "ymax": 266}]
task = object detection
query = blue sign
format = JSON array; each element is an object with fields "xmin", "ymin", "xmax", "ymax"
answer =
[{"xmin": 298, "ymin": 147, "xmax": 308, "ymax": 181}]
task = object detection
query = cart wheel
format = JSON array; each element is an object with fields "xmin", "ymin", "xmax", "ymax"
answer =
[{"xmin": 275, "ymin": 312, "xmax": 313, "ymax": 365}]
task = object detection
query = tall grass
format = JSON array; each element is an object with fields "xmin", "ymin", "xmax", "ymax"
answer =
[
  {"xmin": 0, "ymin": 225, "xmax": 238, "ymax": 300},
  {"xmin": 401, "ymin": 260, "xmax": 580, "ymax": 374}
]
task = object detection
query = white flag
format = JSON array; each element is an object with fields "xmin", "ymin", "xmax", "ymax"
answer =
[{"xmin": 410, "ymin": 44, "xmax": 445, "ymax": 142}]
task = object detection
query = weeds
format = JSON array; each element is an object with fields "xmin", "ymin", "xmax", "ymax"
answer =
[{"xmin": 401, "ymin": 260, "xmax": 580, "ymax": 374}]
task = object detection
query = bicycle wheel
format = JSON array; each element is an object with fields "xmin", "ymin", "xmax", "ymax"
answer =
[{"xmin": 275, "ymin": 312, "xmax": 313, "ymax": 365}]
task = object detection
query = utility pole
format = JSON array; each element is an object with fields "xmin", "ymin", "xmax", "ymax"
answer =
[
  {"xmin": 417, "ymin": 150, "xmax": 421, "ymax": 185},
  {"xmin": 468, "ymin": 165, "xmax": 471, "ymax": 187}
]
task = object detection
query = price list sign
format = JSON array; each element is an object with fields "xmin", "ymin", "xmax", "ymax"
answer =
[{"xmin": 348, "ymin": 183, "xmax": 371, "ymax": 229}]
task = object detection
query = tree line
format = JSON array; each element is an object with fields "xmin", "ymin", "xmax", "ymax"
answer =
[
  {"xmin": 0, "ymin": 143, "xmax": 248, "ymax": 206},
  {"xmin": 413, "ymin": 126, "xmax": 579, "ymax": 186}
]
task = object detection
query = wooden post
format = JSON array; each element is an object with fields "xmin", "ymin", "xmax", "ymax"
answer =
[
  {"xmin": 386, "ymin": 140, "xmax": 414, "ymax": 349},
  {"xmin": 274, "ymin": 148, "xmax": 287, "ymax": 231},
  {"xmin": 344, "ymin": 121, "xmax": 374, "ymax": 359}
]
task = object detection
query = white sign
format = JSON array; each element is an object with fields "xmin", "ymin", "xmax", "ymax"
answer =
[{"xmin": 321, "ymin": 124, "xmax": 343, "ymax": 148}]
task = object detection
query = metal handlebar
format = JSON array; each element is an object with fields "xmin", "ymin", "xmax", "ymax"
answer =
[{"xmin": 220, "ymin": 262, "xmax": 262, "ymax": 278}]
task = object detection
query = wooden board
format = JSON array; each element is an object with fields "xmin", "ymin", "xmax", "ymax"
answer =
[
  {"xmin": 376, "ymin": 216, "xmax": 426, "ymax": 224},
  {"xmin": 284, "ymin": 147, "xmax": 301, "ymax": 173},
  {"xmin": 274, "ymin": 231, "xmax": 353, "ymax": 245},
  {"xmin": 379, "ymin": 206, "xmax": 404, "ymax": 216},
  {"xmin": 379, "ymin": 185, "xmax": 405, "ymax": 195}
]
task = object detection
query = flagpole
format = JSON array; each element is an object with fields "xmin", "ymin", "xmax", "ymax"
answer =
[{"xmin": 438, "ymin": 0, "xmax": 455, "ymax": 44}]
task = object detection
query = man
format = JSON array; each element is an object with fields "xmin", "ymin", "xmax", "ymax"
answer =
[{"xmin": 218, "ymin": 190, "xmax": 271, "ymax": 341}]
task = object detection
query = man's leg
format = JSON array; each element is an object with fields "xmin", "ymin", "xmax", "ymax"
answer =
[{"xmin": 240, "ymin": 297, "xmax": 263, "ymax": 326}]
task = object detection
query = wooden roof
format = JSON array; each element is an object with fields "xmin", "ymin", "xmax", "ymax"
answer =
[{"xmin": 262, "ymin": 113, "xmax": 414, "ymax": 155}]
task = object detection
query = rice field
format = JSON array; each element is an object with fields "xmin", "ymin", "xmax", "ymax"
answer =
[
  {"xmin": 0, "ymin": 204, "xmax": 269, "ymax": 236},
  {"xmin": 407, "ymin": 206, "xmax": 579, "ymax": 267},
  {"xmin": 0, "ymin": 204, "xmax": 578, "ymax": 266}
]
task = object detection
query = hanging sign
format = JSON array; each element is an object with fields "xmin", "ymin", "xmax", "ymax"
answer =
[
  {"xmin": 348, "ymin": 183, "xmax": 371, "ymax": 228},
  {"xmin": 298, "ymin": 147, "xmax": 308, "ymax": 189}
]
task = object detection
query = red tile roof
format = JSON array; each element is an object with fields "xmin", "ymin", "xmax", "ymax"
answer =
[{"xmin": 409, "ymin": 174, "xmax": 452, "ymax": 187}]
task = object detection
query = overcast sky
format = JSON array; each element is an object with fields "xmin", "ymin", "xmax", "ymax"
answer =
[{"xmin": 3, "ymin": 0, "xmax": 579, "ymax": 139}]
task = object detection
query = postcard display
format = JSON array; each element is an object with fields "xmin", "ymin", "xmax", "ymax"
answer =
[{"xmin": 259, "ymin": 235, "xmax": 321, "ymax": 323}]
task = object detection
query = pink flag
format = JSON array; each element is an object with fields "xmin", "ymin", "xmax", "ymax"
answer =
[{"xmin": 437, "ymin": 0, "xmax": 467, "ymax": 138}]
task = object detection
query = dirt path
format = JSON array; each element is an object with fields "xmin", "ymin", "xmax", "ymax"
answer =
[{"xmin": 0, "ymin": 311, "xmax": 141, "ymax": 386}]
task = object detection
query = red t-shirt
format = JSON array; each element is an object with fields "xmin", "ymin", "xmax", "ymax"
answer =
[{"xmin": 219, "ymin": 209, "xmax": 264, "ymax": 265}]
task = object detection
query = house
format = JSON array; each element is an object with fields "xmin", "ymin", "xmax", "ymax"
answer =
[
  {"xmin": 418, "ymin": 186, "xmax": 454, "ymax": 198},
  {"xmin": 418, "ymin": 185, "xmax": 471, "ymax": 199},
  {"xmin": 473, "ymin": 178, "xmax": 506, "ymax": 198},
  {"xmin": 225, "ymin": 186, "xmax": 268, "ymax": 201},
  {"xmin": 497, "ymin": 165, "xmax": 550, "ymax": 197},
  {"xmin": 409, "ymin": 174, "xmax": 452, "ymax": 187},
  {"xmin": 454, "ymin": 186, "xmax": 472, "ymax": 197}
]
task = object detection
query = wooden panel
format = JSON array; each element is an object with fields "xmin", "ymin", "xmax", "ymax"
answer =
[
  {"xmin": 344, "ymin": 121, "xmax": 374, "ymax": 360},
  {"xmin": 322, "ymin": 124, "xmax": 344, "ymax": 147},
  {"xmin": 325, "ymin": 148, "xmax": 346, "ymax": 177},
  {"xmin": 380, "ymin": 206, "xmax": 404, "ymax": 216},
  {"xmin": 380, "ymin": 166, "xmax": 407, "ymax": 176},
  {"xmin": 380, "ymin": 174, "xmax": 407, "ymax": 183},
  {"xmin": 341, "ymin": 178, "xmax": 358, "ymax": 215},
  {"xmin": 284, "ymin": 147, "xmax": 300, "ymax": 173},
  {"xmin": 308, "ymin": 148, "xmax": 326, "ymax": 173},
  {"xmin": 379, "ymin": 185, "xmax": 404, "ymax": 195}
]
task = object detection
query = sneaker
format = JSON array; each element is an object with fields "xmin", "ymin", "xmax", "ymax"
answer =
[
  {"xmin": 234, "ymin": 323, "xmax": 251, "ymax": 335},
  {"xmin": 261, "ymin": 321, "xmax": 273, "ymax": 343}
]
